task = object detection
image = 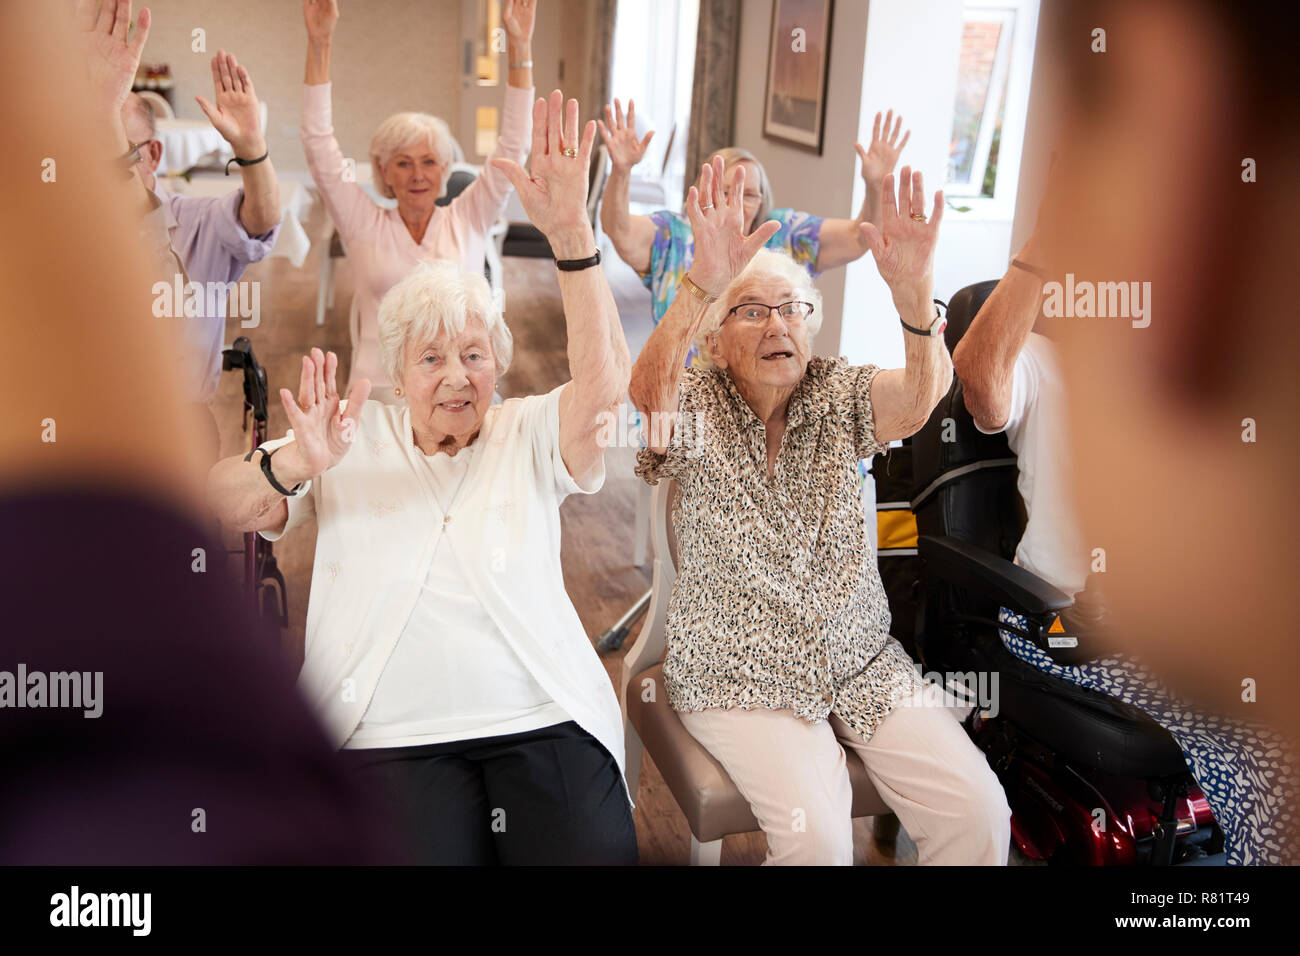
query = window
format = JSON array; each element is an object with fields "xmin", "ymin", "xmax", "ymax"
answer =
[
  {"xmin": 945, "ymin": 0, "xmax": 1038, "ymax": 216},
  {"xmin": 610, "ymin": 0, "xmax": 699, "ymax": 211},
  {"xmin": 948, "ymin": 7, "xmax": 1016, "ymax": 197}
]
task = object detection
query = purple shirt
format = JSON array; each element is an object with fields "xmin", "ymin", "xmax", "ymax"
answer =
[{"xmin": 154, "ymin": 184, "xmax": 280, "ymax": 403}]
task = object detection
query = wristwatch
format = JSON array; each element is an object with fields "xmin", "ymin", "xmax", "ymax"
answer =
[{"xmin": 900, "ymin": 302, "xmax": 946, "ymax": 337}]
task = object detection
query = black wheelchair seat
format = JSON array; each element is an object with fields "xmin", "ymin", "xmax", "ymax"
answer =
[{"xmin": 908, "ymin": 281, "xmax": 1190, "ymax": 783}]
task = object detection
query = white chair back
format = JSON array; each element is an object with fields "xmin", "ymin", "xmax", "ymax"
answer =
[{"xmin": 137, "ymin": 89, "xmax": 174, "ymax": 121}]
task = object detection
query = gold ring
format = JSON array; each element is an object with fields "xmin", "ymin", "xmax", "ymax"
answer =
[
  {"xmin": 300, "ymin": 400, "xmax": 311, "ymax": 412},
  {"xmin": 562, "ymin": 146, "xmax": 577, "ymax": 158},
  {"xmin": 910, "ymin": 212, "xmax": 926, "ymax": 222}
]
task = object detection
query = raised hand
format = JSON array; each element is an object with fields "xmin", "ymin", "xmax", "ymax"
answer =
[
  {"xmin": 277, "ymin": 348, "xmax": 370, "ymax": 477},
  {"xmin": 855, "ymin": 109, "xmax": 910, "ymax": 187},
  {"xmin": 195, "ymin": 51, "xmax": 265, "ymax": 157},
  {"xmin": 597, "ymin": 98, "xmax": 654, "ymax": 172},
  {"xmin": 75, "ymin": 0, "xmax": 151, "ymax": 115},
  {"xmin": 302, "ymin": 0, "xmax": 339, "ymax": 41},
  {"xmin": 502, "ymin": 0, "xmax": 538, "ymax": 46},
  {"xmin": 684, "ymin": 157, "xmax": 781, "ymax": 296},
  {"xmin": 492, "ymin": 90, "xmax": 595, "ymax": 252},
  {"xmin": 858, "ymin": 166, "xmax": 943, "ymax": 317}
]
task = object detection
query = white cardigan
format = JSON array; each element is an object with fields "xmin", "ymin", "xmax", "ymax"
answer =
[{"xmin": 260, "ymin": 385, "xmax": 630, "ymax": 804}]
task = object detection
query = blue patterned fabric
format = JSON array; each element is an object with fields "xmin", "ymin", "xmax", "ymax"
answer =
[{"xmin": 998, "ymin": 606, "xmax": 1298, "ymax": 865}]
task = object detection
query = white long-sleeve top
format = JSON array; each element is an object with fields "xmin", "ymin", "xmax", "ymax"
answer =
[{"xmin": 259, "ymin": 385, "xmax": 630, "ymax": 804}]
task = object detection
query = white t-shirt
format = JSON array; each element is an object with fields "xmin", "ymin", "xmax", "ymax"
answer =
[
  {"xmin": 346, "ymin": 444, "xmax": 571, "ymax": 748},
  {"xmin": 973, "ymin": 333, "xmax": 1089, "ymax": 596},
  {"xmin": 256, "ymin": 384, "xmax": 631, "ymax": 805}
]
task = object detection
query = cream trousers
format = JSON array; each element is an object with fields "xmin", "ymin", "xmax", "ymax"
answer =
[{"xmin": 679, "ymin": 692, "xmax": 1011, "ymax": 865}]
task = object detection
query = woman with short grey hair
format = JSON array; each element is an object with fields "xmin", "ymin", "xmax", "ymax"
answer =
[
  {"xmin": 208, "ymin": 91, "xmax": 636, "ymax": 865},
  {"xmin": 631, "ymin": 157, "xmax": 1011, "ymax": 865},
  {"xmin": 300, "ymin": 0, "xmax": 538, "ymax": 403}
]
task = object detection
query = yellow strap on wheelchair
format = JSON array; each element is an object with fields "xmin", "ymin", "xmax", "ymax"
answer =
[{"xmin": 877, "ymin": 510, "xmax": 918, "ymax": 551}]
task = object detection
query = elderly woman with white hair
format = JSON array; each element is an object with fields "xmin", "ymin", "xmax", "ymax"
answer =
[
  {"xmin": 630, "ymin": 157, "xmax": 1011, "ymax": 865},
  {"xmin": 300, "ymin": 0, "xmax": 538, "ymax": 403},
  {"xmin": 600, "ymin": 102, "xmax": 912, "ymax": 366},
  {"xmin": 207, "ymin": 92, "xmax": 636, "ymax": 865}
]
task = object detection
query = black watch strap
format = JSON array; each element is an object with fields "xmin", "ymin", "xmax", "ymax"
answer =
[
  {"xmin": 225, "ymin": 150, "xmax": 270, "ymax": 176},
  {"xmin": 555, "ymin": 249, "xmax": 601, "ymax": 271},
  {"xmin": 245, "ymin": 446, "xmax": 303, "ymax": 496},
  {"xmin": 900, "ymin": 302, "xmax": 945, "ymax": 337}
]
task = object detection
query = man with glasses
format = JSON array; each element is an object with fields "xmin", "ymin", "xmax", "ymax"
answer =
[{"xmin": 120, "ymin": 49, "xmax": 281, "ymax": 458}]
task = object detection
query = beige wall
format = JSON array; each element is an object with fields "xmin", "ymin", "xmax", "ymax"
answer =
[
  {"xmin": 139, "ymin": 0, "xmax": 593, "ymax": 174},
  {"xmin": 732, "ymin": 0, "xmax": 873, "ymax": 357}
]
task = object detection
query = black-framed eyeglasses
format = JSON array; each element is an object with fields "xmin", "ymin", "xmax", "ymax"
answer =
[{"xmin": 725, "ymin": 301, "xmax": 816, "ymax": 325}]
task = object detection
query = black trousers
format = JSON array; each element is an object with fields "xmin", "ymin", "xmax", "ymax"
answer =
[{"xmin": 341, "ymin": 721, "xmax": 638, "ymax": 865}]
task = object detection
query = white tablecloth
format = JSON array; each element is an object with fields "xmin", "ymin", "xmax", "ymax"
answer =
[
  {"xmin": 158, "ymin": 174, "xmax": 316, "ymax": 269},
  {"xmin": 154, "ymin": 119, "xmax": 229, "ymax": 175}
]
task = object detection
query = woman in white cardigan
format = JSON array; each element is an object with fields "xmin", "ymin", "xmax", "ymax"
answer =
[{"xmin": 207, "ymin": 91, "xmax": 635, "ymax": 865}]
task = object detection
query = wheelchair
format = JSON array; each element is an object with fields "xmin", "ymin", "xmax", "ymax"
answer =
[
  {"xmin": 222, "ymin": 336, "xmax": 289, "ymax": 631},
  {"xmin": 901, "ymin": 281, "xmax": 1225, "ymax": 865}
]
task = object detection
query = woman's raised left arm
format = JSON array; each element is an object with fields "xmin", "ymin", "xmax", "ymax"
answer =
[
  {"xmin": 861, "ymin": 167, "xmax": 953, "ymax": 445},
  {"xmin": 493, "ymin": 92, "xmax": 630, "ymax": 485}
]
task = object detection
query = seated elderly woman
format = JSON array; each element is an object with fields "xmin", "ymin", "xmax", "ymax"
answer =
[
  {"xmin": 630, "ymin": 157, "xmax": 1011, "ymax": 865},
  {"xmin": 300, "ymin": 0, "xmax": 538, "ymax": 403},
  {"xmin": 207, "ymin": 92, "xmax": 636, "ymax": 865}
]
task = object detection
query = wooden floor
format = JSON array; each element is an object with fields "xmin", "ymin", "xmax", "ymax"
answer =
[{"xmin": 212, "ymin": 213, "xmax": 917, "ymax": 865}]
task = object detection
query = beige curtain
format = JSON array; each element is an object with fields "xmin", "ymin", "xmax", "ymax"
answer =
[{"xmin": 683, "ymin": 0, "xmax": 741, "ymax": 203}]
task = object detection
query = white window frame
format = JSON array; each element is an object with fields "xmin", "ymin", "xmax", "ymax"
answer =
[{"xmin": 947, "ymin": 0, "xmax": 1039, "ymax": 220}]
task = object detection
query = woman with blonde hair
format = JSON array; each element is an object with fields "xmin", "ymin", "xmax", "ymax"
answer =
[{"xmin": 300, "ymin": 0, "xmax": 538, "ymax": 403}]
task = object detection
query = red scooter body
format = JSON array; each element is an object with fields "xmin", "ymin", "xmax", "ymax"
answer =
[{"xmin": 971, "ymin": 712, "xmax": 1218, "ymax": 864}]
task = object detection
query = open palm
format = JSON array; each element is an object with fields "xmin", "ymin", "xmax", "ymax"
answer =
[
  {"xmin": 855, "ymin": 109, "xmax": 910, "ymax": 185},
  {"xmin": 278, "ymin": 348, "xmax": 370, "ymax": 475},
  {"xmin": 597, "ymin": 98, "xmax": 654, "ymax": 172},
  {"xmin": 684, "ymin": 157, "xmax": 780, "ymax": 295},
  {"xmin": 195, "ymin": 51, "xmax": 264, "ymax": 154},
  {"xmin": 75, "ymin": 0, "xmax": 150, "ymax": 113},
  {"xmin": 859, "ymin": 166, "xmax": 943, "ymax": 314},
  {"xmin": 493, "ymin": 91, "xmax": 593, "ymax": 239}
]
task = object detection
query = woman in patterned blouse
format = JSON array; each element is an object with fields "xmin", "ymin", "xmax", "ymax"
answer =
[
  {"xmin": 599, "ymin": 101, "xmax": 911, "ymax": 367},
  {"xmin": 631, "ymin": 156, "xmax": 1011, "ymax": 865}
]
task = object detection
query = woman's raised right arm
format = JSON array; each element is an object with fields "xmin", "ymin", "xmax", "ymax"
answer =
[
  {"xmin": 300, "ymin": 0, "xmax": 373, "ymax": 229},
  {"xmin": 303, "ymin": 0, "xmax": 337, "ymax": 84},
  {"xmin": 207, "ymin": 348, "xmax": 370, "ymax": 532}
]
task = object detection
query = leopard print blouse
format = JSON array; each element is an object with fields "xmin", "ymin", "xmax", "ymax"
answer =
[{"xmin": 635, "ymin": 356, "xmax": 922, "ymax": 742}]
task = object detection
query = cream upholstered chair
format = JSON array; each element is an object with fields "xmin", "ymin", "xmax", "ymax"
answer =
[{"xmin": 620, "ymin": 479, "xmax": 897, "ymax": 865}]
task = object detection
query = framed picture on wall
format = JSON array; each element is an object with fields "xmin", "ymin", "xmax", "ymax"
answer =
[{"xmin": 763, "ymin": 0, "xmax": 834, "ymax": 153}]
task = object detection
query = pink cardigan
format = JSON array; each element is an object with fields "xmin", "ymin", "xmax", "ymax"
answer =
[{"xmin": 302, "ymin": 82, "xmax": 533, "ymax": 389}]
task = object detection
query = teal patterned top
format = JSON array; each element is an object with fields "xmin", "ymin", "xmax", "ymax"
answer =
[{"xmin": 640, "ymin": 207, "xmax": 824, "ymax": 368}]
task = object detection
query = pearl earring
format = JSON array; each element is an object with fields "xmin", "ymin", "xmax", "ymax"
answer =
[{"xmin": 394, "ymin": 386, "xmax": 403, "ymax": 397}]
